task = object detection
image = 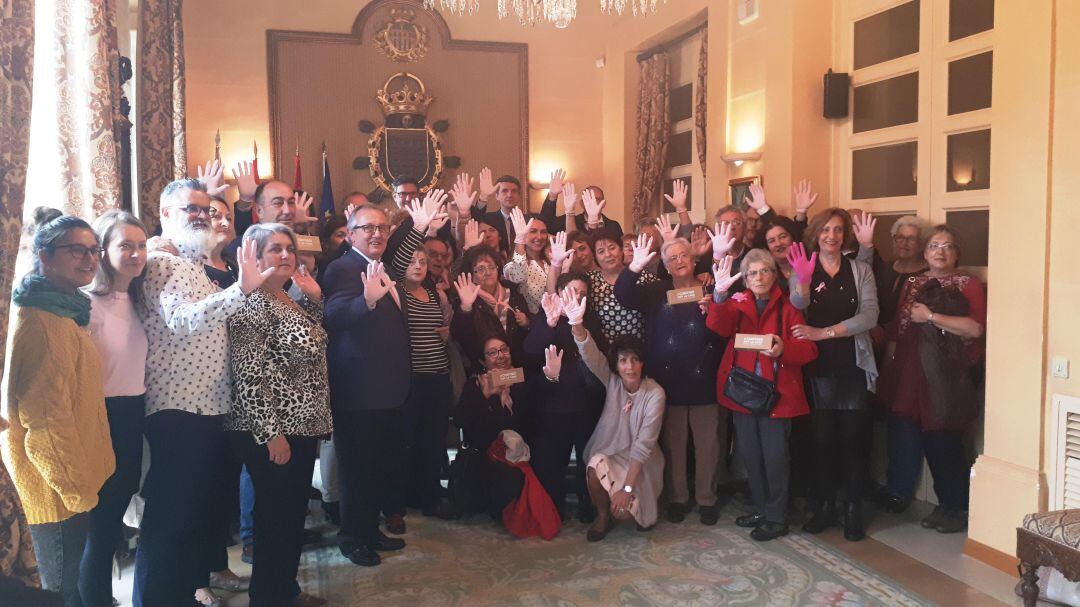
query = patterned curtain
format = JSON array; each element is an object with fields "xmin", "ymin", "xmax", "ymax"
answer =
[
  {"xmin": 138, "ymin": 0, "xmax": 187, "ymax": 233},
  {"xmin": 631, "ymin": 52, "xmax": 670, "ymax": 223},
  {"xmin": 23, "ymin": 0, "xmax": 125, "ymax": 219},
  {"xmin": 0, "ymin": 0, "xmax": 41, "ymax": 587},
  {"xmin": 695, "ymin": 29, "xmax": 707, "ymax": 178}
]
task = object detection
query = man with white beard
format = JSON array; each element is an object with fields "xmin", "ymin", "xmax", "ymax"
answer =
[{"xmin": 132, "ymin": 178, "xmax": 274, "ymax": 607}]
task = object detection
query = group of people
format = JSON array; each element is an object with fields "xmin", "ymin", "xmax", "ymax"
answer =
[{"xmin": 0, "ymin": 159, "xmax": 986, "ymax": 607}]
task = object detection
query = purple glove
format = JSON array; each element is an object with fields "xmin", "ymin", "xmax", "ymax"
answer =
[{"xmin": 787, "ymin": 242, "xmax": 817, "ymax": 286}]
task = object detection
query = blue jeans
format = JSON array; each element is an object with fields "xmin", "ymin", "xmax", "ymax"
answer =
[
  {"xmin": 28, "ymin": 512, "xmax": 90, "ymax": 607},
  {"xmin": 78, "ymin": 395, "xmax": 144, "ymax": 607},
  {"xmin": 239, "ymin": 465, "xmax": 255, "ymax": 545}
]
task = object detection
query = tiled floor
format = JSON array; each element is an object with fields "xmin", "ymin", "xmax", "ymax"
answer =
[{"xmin": 106, "ymin": 499, "xmax": 1041, "ymax": 606}]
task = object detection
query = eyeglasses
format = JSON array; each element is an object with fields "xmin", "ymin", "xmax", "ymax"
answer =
[
  {"xmin": 394, "ymin": 190, "xmax": 419, "ymax": 200},
  {"xmin": 926, "ymin": 242, "xmax": 957, "ymax": 251},
  {"xmin": 472, "ymin": 263, "xmax": 498, "ymax": 275},
  {"xmin": 745, "ymin": 268, "xmax": 776, "ymax": 279},
  {"xmin": 52, "ymin": 244, "xmax": 104, "ymax": 259},
  {"xmin": 171, "ymin": 204, "xmax": 212, "ymax": 217},
  {"xmin": 351, "ymin": 224, "xmax": 391, "ymax": 236},
  {"xmin": 484, "ymin": 345, "xmax": 511, "ymax": 357}
]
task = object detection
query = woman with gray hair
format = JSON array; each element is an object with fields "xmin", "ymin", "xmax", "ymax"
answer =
[
  {"xmin": 870, "ymin": 215, "xmax": 929, "ymax": 329},
  {"xmin": 615, "ymin": 234, "xmax": 725, "ymax": 526},
  {"xmin": 706, "ymin": 249, "xmax": 819, "ymax": 541},
  {"xmin": 791, "ymin": 208, "xmax": 879, "ymax": 542},
  {"xmin": 226, "ymin": 223, "xmax": 331, "ymax": 607}
]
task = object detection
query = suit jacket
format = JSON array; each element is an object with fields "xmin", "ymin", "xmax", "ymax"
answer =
[
  {"xmin": 322, "ymin": 249, "xmax": 411, "ymax": 412},
  {"xmin": 476, "ymin": 209, "xmax": 514, "ymax": 256},
  {"xmin": 538, "ymin": 197, "xmax": 623, "ymax": 239}
]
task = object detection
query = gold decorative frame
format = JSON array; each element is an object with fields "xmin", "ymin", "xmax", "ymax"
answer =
[{"xmin": 367, "ymin": 126, "xmax": 445, "ymax": 193}]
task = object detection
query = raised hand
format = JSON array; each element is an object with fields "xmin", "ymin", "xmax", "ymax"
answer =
[
  {"xmin": 463, "ymin": 219, "xmax": 483, "ymax": 250},
  {"xmin": 453, "ymin": 273, "xmax": 481, "ymax": 312},
  {"xmin": 196, "ymin": 159, "xmax": 229, "ymax": 197},
  {"xmin": 852, "ymin": 212, "xmax": 877, "ymax": 248},
  {"xmin": 655, "ymin": 214, "xmax": 678, "ymax": 243},
  {"xmin": 541, "ymin": 291, "xmax": 564, "ymax": 328},
  {"xmin": 663, "ymin": 178, "xmax": 689, "ymax": 213},
  {"xmin": 451, "ymin": 173, "xmax": 478, "ymax": 216},
  {"xmin": 292, "ymin": 263, "xmax": 322, "ymax": 302},
  {"xmin": 561, "ymin": 290, "xmax": 587, "ymax": 326},
  {"xmin": 427, "ymin": 214, "xmax": 449, "ymax": 237},
  {"xmin": 562, "ymin": 182, "xmax": 578, "ymax": 216},
  {"xmin": 582, "ymin": 188, "xmax": 605, "ymax": 224},
  {"xmin": 690, "ymin": 226, "xmax": 712, "ymax": 258},
  {"xmin": 407, "ymin": 189, "xmax": 448, "ymax": 234},
  {"xmin": 238, "ymin": 238, "xmax": 276, "ymax": 295},
  {"xmin": 232, "ymin": 160, "xmax": 258, "ymax": 203},
  {"xmin": 509, "ymin": 207, "xmax": 530, "ymax": 245},
  {"xmin": 542, "ymin": 344, "xmax": 564, "ymax": 381},
  {"xmin": 549, "ymin": 168, "xmax": 566, "ymax": 199},
  {"xmin": 549, "ymin": 231, "xmax": 573, "ymax": 267},
  {"xmin": 745, "ymin": 183, "xmax": 770, "ymax": 214},
  {"xmin": 706, "ymin": 221, "xmax": 736, "ymax": 260},
  {"xmin": 293, "ymin": 191, "xmax": 317, "ymax": 224},
  {"xmin": 786, "ymin": 242, "xmax": 817, "ymax": 286},
  {"xmin": 712, "ymin": 255, "xmax": 743, "ymax": 294},
  {"xmin": 793, "ymin": 179, "xmax": 818, "ymax": 216},
  {"xmin": 628, "ymin": 233, "xmax": 657, "ymax": 273},
  {"xmin": 478, "ymin": 167, "xmax": 496, "ymax": 199},
  {"xmin": 360, "ymin": 260, "xmax": 396, "ymax": 308},
  {"xmin": 344, "ymin": 203, "xmax": 358, "ymax": 223}
]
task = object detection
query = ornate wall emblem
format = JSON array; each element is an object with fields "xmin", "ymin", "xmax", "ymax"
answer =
[
  {"xmin": 361, "ymin": 73, "xmax": 450, "ymax": 194},
  {"xmin": 372, "ymin": 9, "xmax": 429, "ymax": 64}
]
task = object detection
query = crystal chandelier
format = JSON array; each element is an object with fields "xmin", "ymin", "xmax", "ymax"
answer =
[
  {"xmin": 423, "ymin": 0, "xmax": 481, "ymax": 15},
  {"xmin": 498, "ymin": 0, "xmax": 545, "ymax": 26},
  {"xmin": 600, "ymin": 0, "xmax": 666, "ymax": 17}
]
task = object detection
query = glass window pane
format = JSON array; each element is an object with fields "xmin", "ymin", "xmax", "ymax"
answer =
[
  {"xmin": 666, "ymin": 131, "xmax": 693, "ymax": 169},
  {"xmin": 854, "ymin": 0, "xmax": 920, "ymax": 70},
  {"xmin": 945, "ymin": 209, "xmax": 989, "ymax": 266},
  {"xmin": 669, "ymin": 83, "xmax": 692, "ymax": 123},
  {"xmin": 852, "ymin": 141, "xmax": 918, "ymax": 199},
  {"xmin": 948, "ymin": 51, "xmax": 993, "ymax": 115},
  {"xmin": 662, "ymin": 176, "xmax": 693, "ymax": 213},
  {"xmin": 950, "ymin": 0, "xmax": 994, "ymax": 41},
  {"xmin": 853, "ymin": 72, "xmax": 919, "ymax": 133},
  {"xmin": 947, "ymin": 129, "xmax": 991, "ymax": 191}
]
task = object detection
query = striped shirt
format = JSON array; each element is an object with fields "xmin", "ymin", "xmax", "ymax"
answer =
[{"xmin": 404, "ymin": 286, "xmax": 450, "ymax": 374}]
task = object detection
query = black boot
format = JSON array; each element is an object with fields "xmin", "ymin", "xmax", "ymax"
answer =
[
  {"xmin": 801, "ymin": 500, "xmax": 837, "ymax": 534},
  {"xmin": 843, "ymin": 501, "xmax": 865, "ymax": 541}
]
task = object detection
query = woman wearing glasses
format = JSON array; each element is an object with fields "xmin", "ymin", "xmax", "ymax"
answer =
[
  {"xmin": 791, "ymin": 208, "xmax": 879, "ymax": 542},
  {"xmin": 3, "ymin": 213, "xmax": 115, "ymax": 605},
  {"xmin": 453, "ymin": 336, "xmax": 536, "ymax": 519},
  {"xmin": 880, "ymin": 226, "xmax": 985, "ymax": 534},
  {"xmin": 451, "ymin": 245, "xmax": 530, "ymax": 367}
]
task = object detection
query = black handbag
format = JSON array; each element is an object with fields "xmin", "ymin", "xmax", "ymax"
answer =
[
  {"xmin": 723, "ymin": 303, "xmax": 783, "ymax": 416},
  {"xmin": 447, "ymin": 444, "xmax": 485, "ymax": 513}
]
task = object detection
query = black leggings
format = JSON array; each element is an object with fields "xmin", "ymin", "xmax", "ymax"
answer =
[{"xmin": 809, "ymin": 409, "xmax": 873, "ymax": 503}]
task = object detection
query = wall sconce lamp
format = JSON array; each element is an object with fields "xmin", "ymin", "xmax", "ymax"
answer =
[{"xmin": 721, "ymin": 152, "xmax": 762, "ymax": 168}]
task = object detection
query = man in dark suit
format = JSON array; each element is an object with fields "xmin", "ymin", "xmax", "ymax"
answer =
[
  {"xmin": 538, "ymin": 181, "xmax": 624, "ymax": 238},
  {"xmin": 469, "ymin": 172, "xmax": 524, "ymax": 256},
  {"xmin": 322, "ymin": 205, "xmax": 411, "ymax": 567}
]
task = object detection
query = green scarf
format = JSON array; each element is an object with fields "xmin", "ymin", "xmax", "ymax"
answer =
[{"xmin": 12, "ymin": 274, "xmax": 92, "ymax": 327}]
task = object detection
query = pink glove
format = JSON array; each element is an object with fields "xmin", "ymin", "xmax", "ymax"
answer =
[{"xmin": 787, "ymin": 242, "xmax": 817, "ymax": 286}]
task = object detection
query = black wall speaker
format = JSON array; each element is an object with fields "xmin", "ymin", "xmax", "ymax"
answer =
[{"xmin": 823, "ymin": 69, "xmax": 850, "ymax": 119}]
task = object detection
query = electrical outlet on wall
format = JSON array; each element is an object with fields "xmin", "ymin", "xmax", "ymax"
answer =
[{"xmin": 1053, "ymin": 357, "xmax": 1070, "ymax": 379}]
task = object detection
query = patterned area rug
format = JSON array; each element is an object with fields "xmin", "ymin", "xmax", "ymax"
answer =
[{"xmin": 295, "ymin": 510, "xmax": 936, "ymax": 606}]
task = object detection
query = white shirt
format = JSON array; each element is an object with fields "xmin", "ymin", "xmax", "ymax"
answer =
[{"xmin": 139, "ymin": 242, "xmax": 247, "ymax": 416}]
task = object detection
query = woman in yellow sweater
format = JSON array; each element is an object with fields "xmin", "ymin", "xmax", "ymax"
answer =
[{"xmin": 1, "ymin": 214, "xmax": 115, "ymax": 606}]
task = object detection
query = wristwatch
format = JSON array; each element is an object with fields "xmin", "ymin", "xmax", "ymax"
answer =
[
  {"xmin": 825, "ymin": 327, "xmax": 836, "ymax": 338},
  {"xmin": 928, "ymin": 312, "xmax": 936, "ymax": 324},
  {"xmin": 622, "ymin": 484, "xmax": 633, "ymax": 493}
]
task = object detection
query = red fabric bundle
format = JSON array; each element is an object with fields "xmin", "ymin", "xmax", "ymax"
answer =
[{"xmin": 486, "ymin": 435, "xmax": 561, "ymax": 541}]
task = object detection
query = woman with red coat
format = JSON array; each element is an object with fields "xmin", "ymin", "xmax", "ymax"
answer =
[{"xmin": 706, "ymin": 249, "xmax": 818, "ymax": 541}]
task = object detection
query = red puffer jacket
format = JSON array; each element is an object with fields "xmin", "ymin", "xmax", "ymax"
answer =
[{"xmin": 705, "ymin": 284, "xmax": 819, "ymax": 418}]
